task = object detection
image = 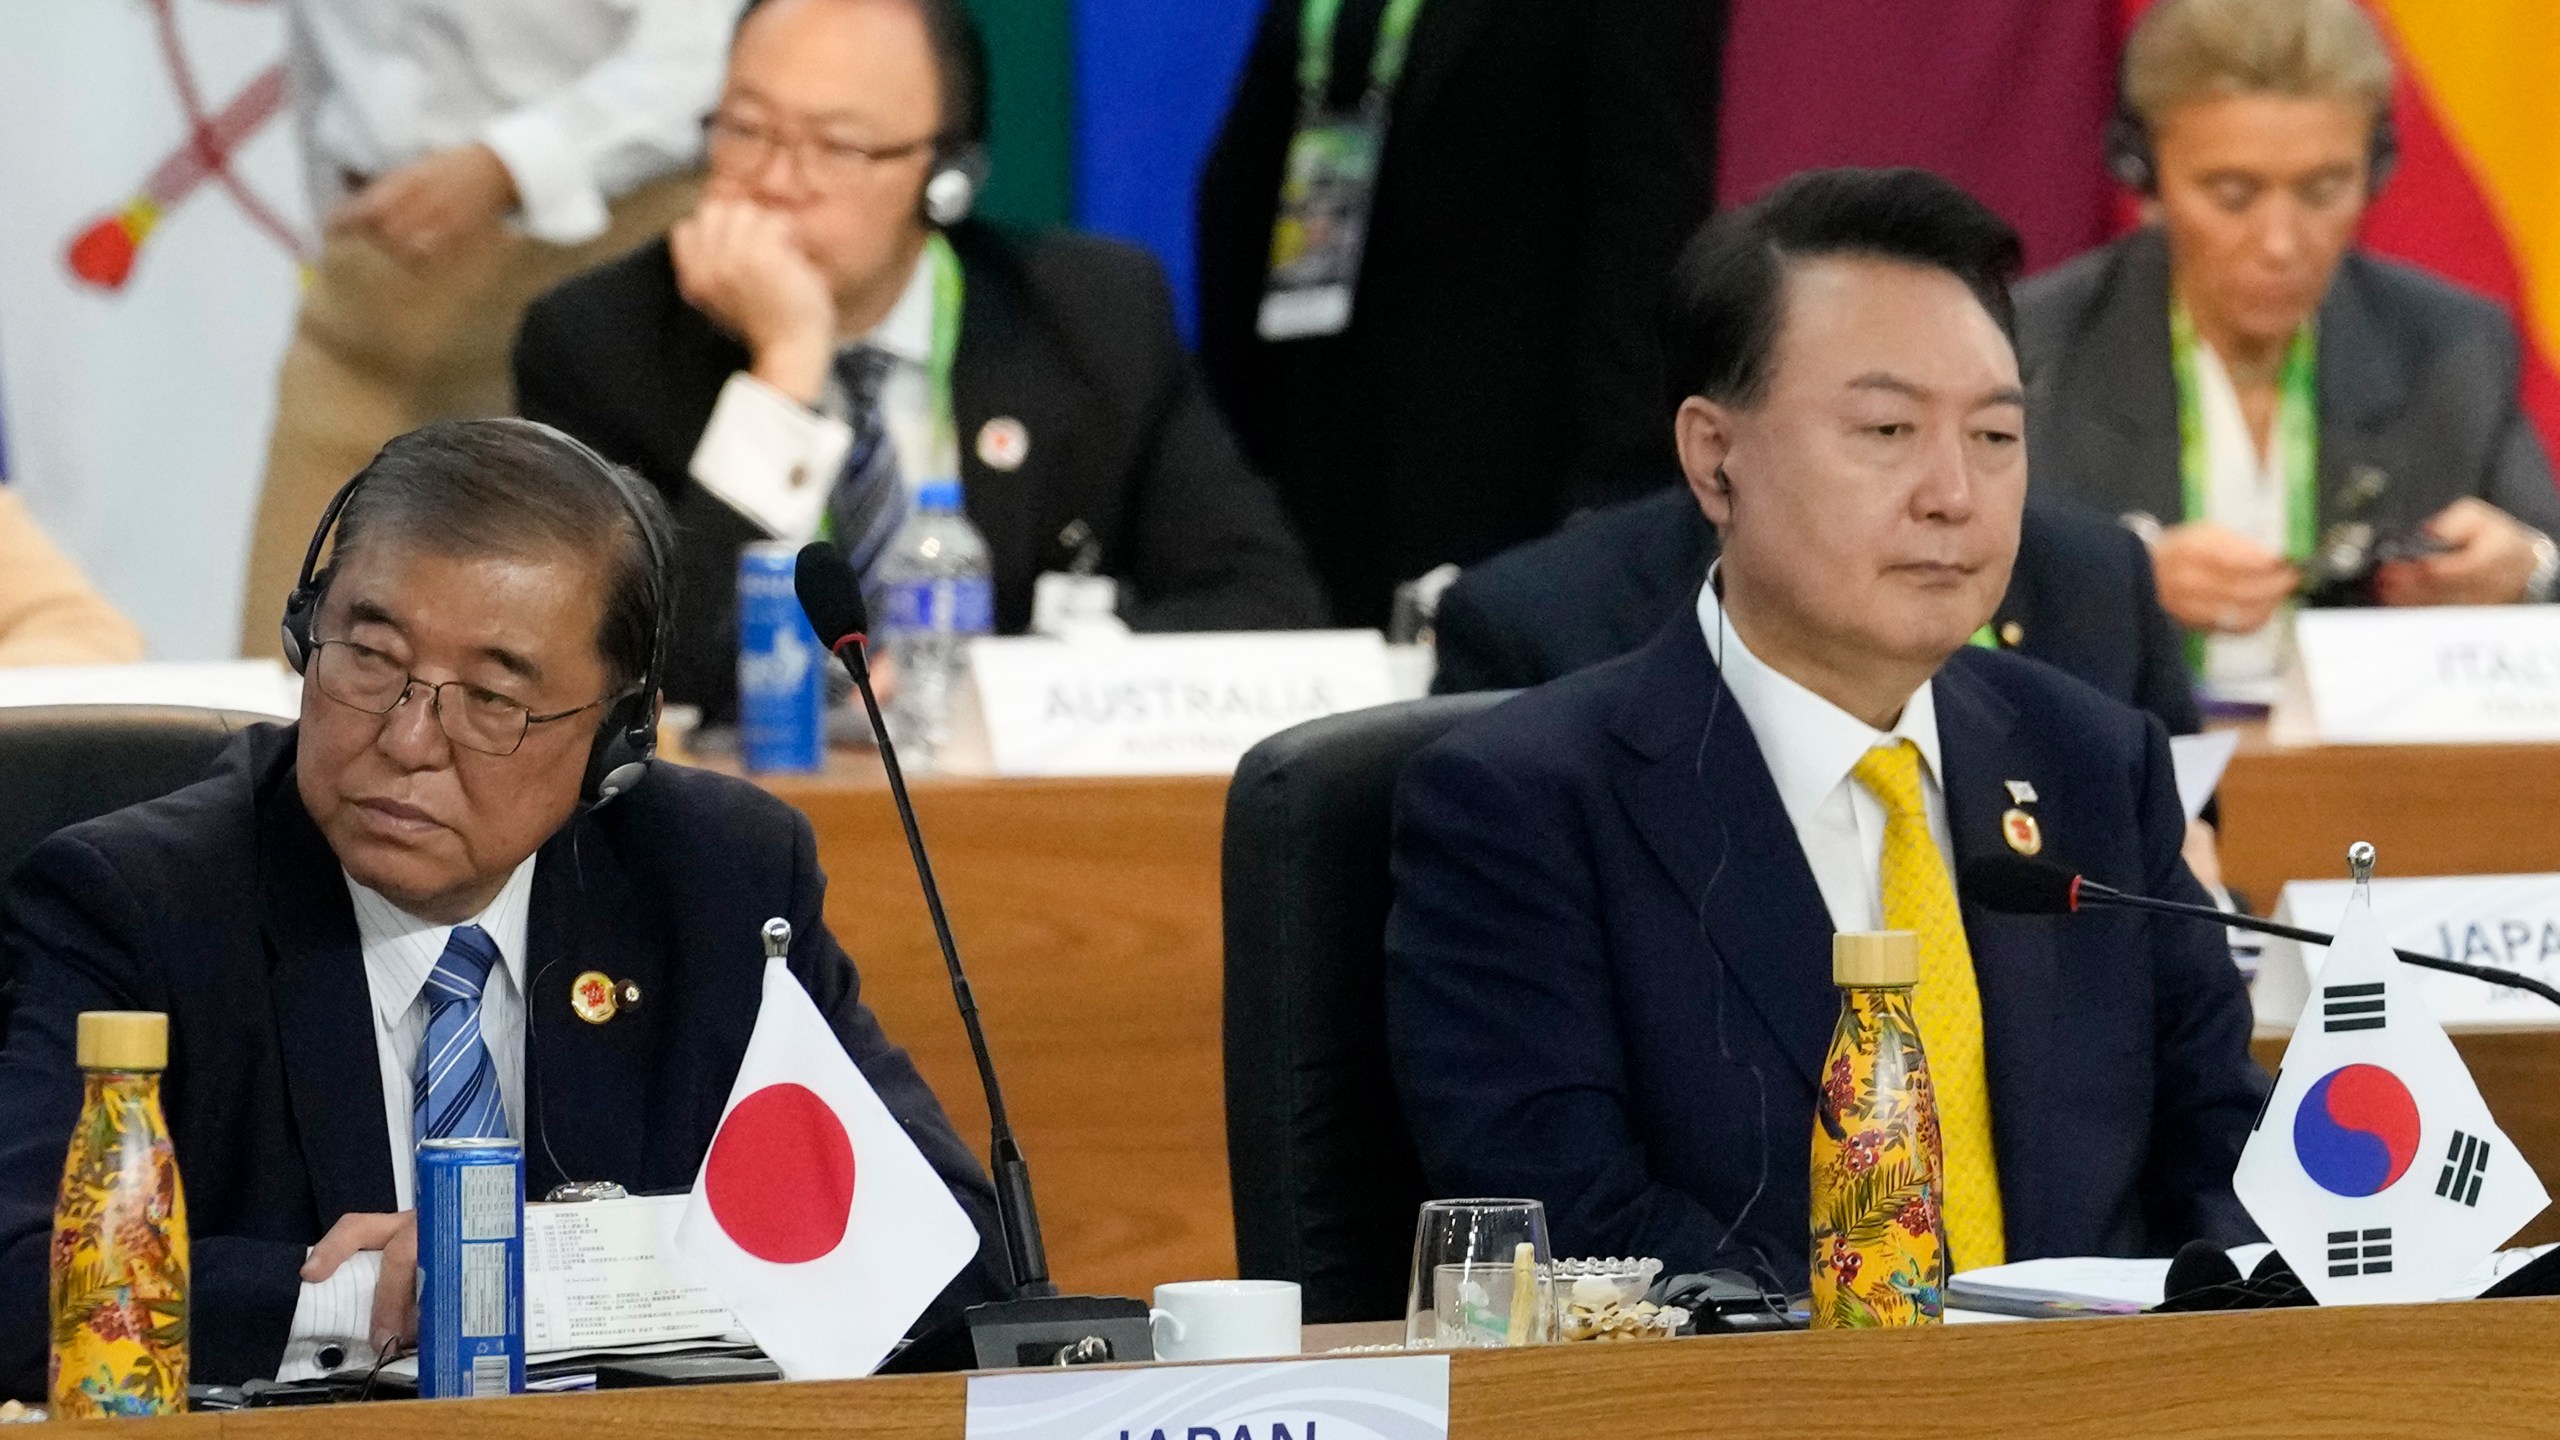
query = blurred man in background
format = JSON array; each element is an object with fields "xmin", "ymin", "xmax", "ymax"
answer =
[
  {"xmin": 2020, "ymin": 0, "xmax": 2560, "ymax": 705},
  {"xmin": 237, "ymin": 0, "xmax": 743, "ymax": 657},
  {"xmin": 516, "ymin": 0, "xmax": 1323, "ymax": 720},
  {"xmin": 0, "ymin": 489, "xmax": 143, "ymax": 667},
  {"xmin": 1195, "ymin": 0, "xmax": 1725, "ymax": 628}
]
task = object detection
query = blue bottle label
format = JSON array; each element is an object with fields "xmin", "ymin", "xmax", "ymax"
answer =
[{"xmin": 884, "ymin": 577, "xmax": 994, "ymax": 634}]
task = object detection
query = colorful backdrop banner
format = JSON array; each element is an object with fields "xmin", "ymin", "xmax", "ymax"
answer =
[
  {"xmin": 2355, "ymin": 0, "xmax": 2560, "ymax": 459},
  {"xmin": 0, "ymin": 0, "xmax": 307, "ymax": 659}
]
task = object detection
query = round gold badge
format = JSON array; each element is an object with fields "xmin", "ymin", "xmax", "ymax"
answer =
[
  {"xmin": 2001, "ymin": 807, "xmax": 2044, "ymax": 856},
  {"xmin": 570, "ymin": 970, "xmax": 619, "ymax": 1025}
]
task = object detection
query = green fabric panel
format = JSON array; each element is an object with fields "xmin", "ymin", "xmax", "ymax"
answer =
[{"xmin": 966, "ymin": 0, "xmax": 1076, "ymax": 228}]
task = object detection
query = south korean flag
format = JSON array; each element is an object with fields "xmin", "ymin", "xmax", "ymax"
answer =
[{"xmin": 2235, "ymin": 888, "xmax": 2548, "ymax": 1304}]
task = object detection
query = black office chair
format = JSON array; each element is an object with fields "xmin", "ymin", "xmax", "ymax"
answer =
[
  {"xmin": 1221, "ymin": 691, "xmax": 1509, "ymax": 1323},
  {"xmin": 0, "ymin": 705, "xmax": 270, "ymax": 889}
]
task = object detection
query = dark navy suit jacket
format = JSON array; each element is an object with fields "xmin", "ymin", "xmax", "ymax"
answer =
[
  {"xmin": 0, "ymin": 725, "xmax": 1006, "ymax": 1395},
  {"xmin": 1385, "ymin": 615, "xmax": 2265, "ymax": 1285}
]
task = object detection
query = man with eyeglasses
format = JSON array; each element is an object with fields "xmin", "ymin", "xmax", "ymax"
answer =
[
  {"xmin": 514, "ymin": 0, "xmax": 1327, "ymax": 721},
  {"xmin": 0, "ymin": 420, "xmax": 1007, "ymax": 1394}
]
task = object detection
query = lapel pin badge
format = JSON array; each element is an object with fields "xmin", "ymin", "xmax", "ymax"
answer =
[
  {"xmin": 2001, "ymin": 807, "xmax": 2044, "ymax": 856},
  {"xmin": 2005, "ymin": 779, "xmax": 2038, "ymax": 805},
  {"xmin": 976, "ymin": 415, "xmax": 1029, "ymax": 472},
  {"xmin": 570, "ymin": 971, "xmax": 638, "ymax": 1025}
]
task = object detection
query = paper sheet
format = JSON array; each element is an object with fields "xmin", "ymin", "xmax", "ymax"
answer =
[
  {"xmin": 522, "ymin": 1195, "xmax": 737, "ymax": 1355},
  {"xmin": 2170, "ymin": 729, "xmax": 2242, "ymax": 822}
]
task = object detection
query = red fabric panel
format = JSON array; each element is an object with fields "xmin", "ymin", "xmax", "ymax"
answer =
[{"xmin": 1715, "ymin": 0, "xmax": 2124, "ymax": 275}]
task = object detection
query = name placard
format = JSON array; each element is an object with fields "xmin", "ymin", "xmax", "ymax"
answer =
[
  {"xmin": 968, "ymin": 631, "xmax": 1401, "ymax": 777},
  {"xmin": 2254, "ymin": 874, "xmax": 2560, "ymax": 1030},
  {"xmin": 2294, "ymin": 607, "xmax": 2560, "ymax": 743},
  {"xmin": 965, "ymin": 1356, "xmax": 1449, "ymax": 1440}
]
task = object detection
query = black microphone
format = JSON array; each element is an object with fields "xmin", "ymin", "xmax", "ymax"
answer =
[
  {"xmin": 1960, "ymin": 853, "xmax": 2560, "ymax": 1010},
  {"xmin": 793, "ymin": 543, "xmax": 1151, "ymax": 1369}
]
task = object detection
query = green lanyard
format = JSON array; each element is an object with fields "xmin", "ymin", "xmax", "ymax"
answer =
[
  {"xmin": 2167, "ymin": 299, "xmax": 2316, "ymax": 670},
  {"xmin": 2168, "ymin": 298, "xmax": 2318, "ymax": 562},
  {"xmin": 1296, "ymin": 0, "xmax": 1429, "ymax": 108},
  {"xmin": 924, "ymin": 230, "xmax": 964, "ymax": 467},
  {"xmin": 817, "ymin": 236, "xmax": 964, "ymax": 544}
]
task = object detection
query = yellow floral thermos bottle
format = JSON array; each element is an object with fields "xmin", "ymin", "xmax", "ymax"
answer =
[
  {"xmin": 1810, "ymin": 932, "xmax": 1946, "ymax": 1327},
  {"xmin": 50, "ymin": 1011, "xmax": 189, "ymax": 1416}
]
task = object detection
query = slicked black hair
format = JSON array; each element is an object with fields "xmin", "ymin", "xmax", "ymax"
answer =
[
  {"xmin": 733, "ymin": 0, "xmax": 991, "ymax": 147},
  {"xmin": 1661, "ymin": 167, "xmax": 2025, "ymax": 415}
]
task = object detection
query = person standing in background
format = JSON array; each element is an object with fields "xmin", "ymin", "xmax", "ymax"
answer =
[
  {"xmin": 0, "ymin": 489, "xmax": 144, "ymax": 667},
  {"xmin": 2019, "ymin": 0, "xmax": 2560, "ymax": 707},
  {"xmin": 1195, "ymin": 0, "xmax": 1726, "ymax": 628},
  {"xmin": 235, "ymin": 0, "xmax": 745, "ymax": 657}
]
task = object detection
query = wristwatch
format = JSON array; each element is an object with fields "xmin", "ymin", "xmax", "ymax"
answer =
[{"xmin": 2528, "ymin": 529, "xmax": 2560, "ymax": 603}]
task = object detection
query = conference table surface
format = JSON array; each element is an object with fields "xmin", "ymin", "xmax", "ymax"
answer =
[
  {"xmin": 63, "ymin": 1299, "xmax": 2560, "ymax": 1436},
  {"xmin": 720, "ymin": 727, "xmax": 2560, "ymax": 1303}
]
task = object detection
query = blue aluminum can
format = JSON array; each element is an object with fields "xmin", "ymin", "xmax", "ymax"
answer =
[
  {"xmin": 416, "ymin": 1137, "xmax": 524, "ymax": 1398},
  {"xmin": 738, "ymin": 540, "xmax": 825, "ymax": 773}
]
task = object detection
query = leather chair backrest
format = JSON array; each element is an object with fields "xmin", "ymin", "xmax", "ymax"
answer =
[
  {"xmin": 0, "ymin": 706, "xmax": 267, "ymax": 1020},
  {"xmin": 1221, "ymin": 692, "xmax": 1509, "ymax": 1323}
]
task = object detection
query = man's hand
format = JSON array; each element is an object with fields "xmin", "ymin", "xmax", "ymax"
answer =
[
  {"xmin": 2182, "ymin": 818, "xmax": 2226, "ymax": 896},
  {"xmin": 2371, "ymin": 497, "xmax": 2542, "ymax": 607},
  {"xmin": 330, "ymin": 144, "xmax": 518, "ymax": 268},
  {"xmin": 670, "ymin": 198, "xmax": 837, "ymax": 405},
  {"xmin": 2150, "ymin": 521, "xmax": 2300, "ymax": 634},
  {"xmin": 303, "ymin": 1211, "xmax": 420, "ymax": 1357}
]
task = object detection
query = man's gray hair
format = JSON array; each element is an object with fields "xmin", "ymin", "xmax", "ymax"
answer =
[{"xmin": 323, "ymin": 419, "xmax": 671, "ymax": 694}]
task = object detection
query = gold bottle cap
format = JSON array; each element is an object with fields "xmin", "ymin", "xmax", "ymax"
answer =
[
  {"xmin": 1833, "ymin": 931, "xmax": 1919, "ymax": 988},
  {"xmin": 77, "ymin": 1011, "xmax": 168, "ymax": 1071}
]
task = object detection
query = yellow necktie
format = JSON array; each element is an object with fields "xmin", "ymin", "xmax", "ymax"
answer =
[{"xmin": 1850, "ymin": 739, "xmax": 2007, "ymax": 1270}]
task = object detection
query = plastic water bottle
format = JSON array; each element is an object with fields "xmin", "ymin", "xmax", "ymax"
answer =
[{"xmin": 876, "ymin": 478, "xmax": 993, "ymax": 769}]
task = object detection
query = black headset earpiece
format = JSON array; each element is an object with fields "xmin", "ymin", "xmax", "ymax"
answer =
[
  {"xmin": 279, "ymin": 472, "xmax": 370, "ymax": 676},
  {"xmin": 272, "ymin": 420, "xmax": 670, "ymax": 810}
]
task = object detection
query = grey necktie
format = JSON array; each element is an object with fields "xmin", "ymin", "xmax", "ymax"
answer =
[{"xmin": 825, "ymin": 345, "xmax": 907, "ymax": 585}]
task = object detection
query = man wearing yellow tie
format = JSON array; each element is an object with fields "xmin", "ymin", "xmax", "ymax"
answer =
[{"xmin": 1385, "ymin": 167, "xmax": 2267, "ymax": 1285}]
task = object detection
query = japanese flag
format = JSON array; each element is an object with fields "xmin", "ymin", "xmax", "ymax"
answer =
[
  {"xmin": 675, "ymin": 956, "xmax": 981, "ymax": 1378},
  {"xmin": 2234, "ymin": 890, "xmax": 2547, "ymax": 1304}
]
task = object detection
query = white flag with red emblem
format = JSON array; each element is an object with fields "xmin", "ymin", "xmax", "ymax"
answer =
[{"xmin": 675, "ymin": 956, "xmax": 981, "ymax": 1378}]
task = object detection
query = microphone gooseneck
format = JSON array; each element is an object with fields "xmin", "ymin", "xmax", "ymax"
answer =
[
  {"xmin": 794, "ymin": 543, "xmax": 1055, "ymax": 1298},
  {"xmin": 1957, "ymin": 855, "xmax": 2560, "ymax": 1010}
]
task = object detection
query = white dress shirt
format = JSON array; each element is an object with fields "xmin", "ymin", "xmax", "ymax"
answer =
[
  {"xmin": 1697, "ymin": 578, "xmax": 1955, "ymax": 933},
  {"xmin": 283, "ymin": 0, "xmax": 742, "ymax": 244},
  {"xmin": 2190, "ymin": 338, "xmax": 2298, "ymax": 704},
  {"xmin": 275, "ymin": 856, "xmax": 537, "ymax": 1380},
  {"xmin": 685, "ymin": 248, "xmax": 951, "ymax": 543}
]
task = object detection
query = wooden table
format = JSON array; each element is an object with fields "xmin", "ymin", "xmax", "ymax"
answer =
[
  {"xmin": 2215, "ymin": 733, "xmax": 2560, "ymax": 901},
  {"xmin": 65, "ymin": 1299, "xmax": 2560, "ymax": 1437},
  {"xmin": 742, "ymin": 735, "xmax": 2560, "ymax": 1301}
]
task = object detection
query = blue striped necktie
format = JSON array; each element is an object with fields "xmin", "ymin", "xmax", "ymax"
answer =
[
  {"xmin": 415, "ymin": 924, "xmax": 510, "ymax": 1143},
  {"xmin": 825, "ymin": 344, "xmax": 909, "ymax": 588}
]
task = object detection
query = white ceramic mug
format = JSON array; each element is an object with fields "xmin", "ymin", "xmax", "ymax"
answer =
[{"xmin": 1149, "ymin": 1279, "xmax": 1302, "ymax": 1361}]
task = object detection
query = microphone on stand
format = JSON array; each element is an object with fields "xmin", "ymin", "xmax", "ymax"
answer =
[
  {"xmin": 1959, "ymin": 853, "xmax": 2560, "ymax": 1010},
  {"xmin": 794, "ymin": 542, "xmax": 1153, "ymax": 1370}
]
